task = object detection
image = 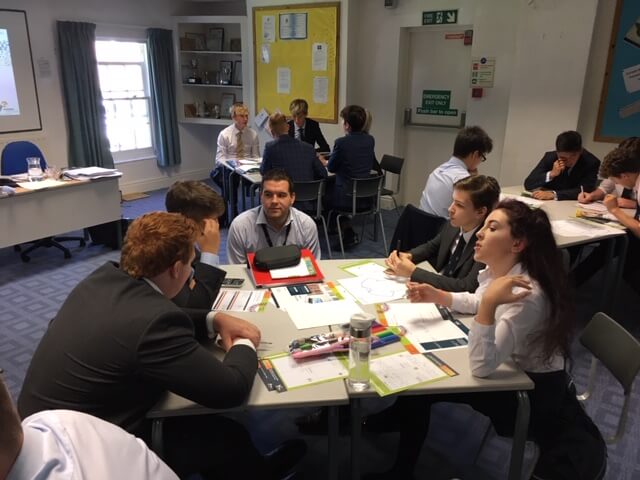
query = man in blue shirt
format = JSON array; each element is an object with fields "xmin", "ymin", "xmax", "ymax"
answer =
[{"xmin": 419, "ymin": 126, "xmax": 493, "ymax": 219}]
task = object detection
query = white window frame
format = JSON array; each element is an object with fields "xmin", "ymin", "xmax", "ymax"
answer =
[{"xmin": 95, "ymin": 36, "xmax": 155, "ymax": 164}]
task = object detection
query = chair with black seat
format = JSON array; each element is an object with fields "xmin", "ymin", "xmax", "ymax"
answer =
[
  {"xmin": 379, "ymin": 154, "xmax": 405, "ymax": 214},
  {"xmin": 388, "ymin": 203, "xmax": 446, "ymax": 254},
  {"xmin": 1, "ymin": 140, "xmax": 86, "ymax": 262},
  {"xmin": 331, "ymin": 174, "xmax": 387, "ymax": 258},
  {"xmin": 578, "ymin": 311, "xmax": 640, "ymax": 444},
  {"xmin": 294, "ymin": 179, "xmax": 331, "ymax": 259}
]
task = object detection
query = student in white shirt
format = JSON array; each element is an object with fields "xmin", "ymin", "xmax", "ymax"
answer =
[
  {"xmin": 0, "ymin": 375, "xmax": 177, "ymax": 480},
  {"xmin": 366, "ymin": 199, "xmax": 574, "ymax": 478},
  {"xmin": 419, "ymin": 126, "xmax": 493, "ymax": 218}
]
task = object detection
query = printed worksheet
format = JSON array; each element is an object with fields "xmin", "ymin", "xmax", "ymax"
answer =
[{"xmin": 269, "ymin": 353, "xmax": 347, "ymax": 389}]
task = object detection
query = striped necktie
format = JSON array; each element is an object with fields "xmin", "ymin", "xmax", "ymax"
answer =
[{"xmin": 236, "ymin": 131, "xmax": 245, "ymax": 158}]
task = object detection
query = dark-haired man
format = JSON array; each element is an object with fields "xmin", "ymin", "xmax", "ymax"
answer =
[
  {"xmin": 227, "ymin": 169, "xmax": 321, "ymax": 264},
  {"xmin": 419, "ymin": 126, "xmax": 493, "ymax": 219},
  {"xmin": 386, "ymin": 175, "xmax": 500, "ymax": 292},
  {"xmin": 524, "ymin": 130, "xmax": 600, "ymax": 200}
]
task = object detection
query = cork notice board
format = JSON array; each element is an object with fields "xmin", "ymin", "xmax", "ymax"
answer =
[{"xmin": 253, "ymin": 3, "xmax": 339, "ymax": 123}]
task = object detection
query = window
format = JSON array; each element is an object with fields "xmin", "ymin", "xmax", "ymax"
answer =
[{"xmin": 95, "ymin": 39, "xmax": 153, "ymax": 163}]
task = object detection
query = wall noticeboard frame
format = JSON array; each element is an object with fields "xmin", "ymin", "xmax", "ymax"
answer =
[
  {"xmin": 253, "ymin": 3, "xmax": 340, "ymax": 123},
  {"xmin": 595, "ymin": 0, "xmax": 640, "ymax": 142}
]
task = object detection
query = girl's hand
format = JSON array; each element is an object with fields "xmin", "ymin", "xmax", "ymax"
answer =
[
  {"xmin": 385, "ymin": 250, "xmax": 416, "ymax": 277},
  {"xmin": 482, "ymin": 275, "xmax": 532, "ymax": 309}
]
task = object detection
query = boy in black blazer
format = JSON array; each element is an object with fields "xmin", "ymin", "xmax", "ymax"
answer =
[{"xmin": 287, "ymin": 98, "xmax": 330, "ymax": 153}]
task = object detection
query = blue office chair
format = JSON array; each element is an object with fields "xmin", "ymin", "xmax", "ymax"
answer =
[{"xmin": 1, "ymin": 141, "xmax": 86, "ymax": 262}]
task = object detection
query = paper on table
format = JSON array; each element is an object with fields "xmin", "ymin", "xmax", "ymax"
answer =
[
  {"xmin": 271, "ymin": 282, "xmax": 344, "ymax": 306},
  {"xmin": 270, "ymin": 259, "xmax": 315, "ymax": 279},
  {"xmin": 551, "ymin": 219, "xmax": 621, "ymax": 237},
  {"xmin": 268, "ymin": 353, "xmax": 347, "ymax": 389},
  {"xmin": 284, "ymin": 298, "xmax": 364, "ymax": 329},
  {"xmin": 378, "ymin": 303, "xmax": 468, "ymax": 352},
  {"xmin": 341, "ymin": 260, "xmax": 387, "ymax": 278},
  {"xmin": 370, "ymin": 351, "xmax": 454, "ymax": 396},
  {"xmin": 338, "ymin": 275, "xmax": 407, "ymax": 305},
  {"xmin": 576, "ymin": 201, "xmax": 608, "ymax": 213},
  {"xmin": 17, "ymin": 179, "xmax": 66, "ymax": 190},
  {"xmin": 499, "ymin": 192, "xmax": 543, "ymax": 208},
  {"xmin": 211, "ymin": 289, "xmax": 270, "ymax": 312}
]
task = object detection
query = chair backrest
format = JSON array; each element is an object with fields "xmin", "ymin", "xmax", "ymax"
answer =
[
  {"xmin": 346, "ymin": 174, "xmax": 384, "ymax": 199},
  {"xmin": 1, "ymin": 141, "xmax": 47, "ymax": 175},
  {"xmin": 379, "ymin": 154, "xmax": 404, "ymax": 175},
  {"xmin": 580, "ymin": 312, "xmax": 640, "ymax": 394},
  {"xmin": 389, "ymin": 203, "xmax": 446, "ymax": 253},
  {"xmin": 293, "ymin": 179, "xmax": 325, "ymax": 217}
]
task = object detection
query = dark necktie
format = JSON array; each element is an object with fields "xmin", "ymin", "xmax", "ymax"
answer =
[
  {"xmin": 443, "ymin": 235, "xmax": 466, "ymax": 277},
  {"xmin": 297, "ymin": 127, "xmax": 304, "ymax": 141}
]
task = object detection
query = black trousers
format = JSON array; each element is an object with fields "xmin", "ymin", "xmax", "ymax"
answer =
[
  {"xmin": 142, "ymin": 415, "xmax": 268, "ymax": 480},
  {"xmin": 390, "ymin": 370, "xmax": 568, "ymax": 474}
]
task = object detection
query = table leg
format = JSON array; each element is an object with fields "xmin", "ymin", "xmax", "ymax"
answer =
[
  {"xmin": 508, "ymin": 391, "xmax": 530, "ymax": 480},
  {"xmin": 608, "ymin": 235, "xmax": 628, "ymax": 314},
  {"xmin": 229, "ymin": 171, "xmax": 239, "ymax": 219},
  {"xmin": 350, "ymin": 398, "xmax": 362, "ymax": 480},
  {"xmin": 151, "ymin": 418, "xmax": 165, "ymax": 459},
  {"xmin": 328, "ymin": 405, "xmax": 339, "ymax": 480},
  {"xmin": 599, "ymin": 237, "xmax": 617, "ymax": 314}
]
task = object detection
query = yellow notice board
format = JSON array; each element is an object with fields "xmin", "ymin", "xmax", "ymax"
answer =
[{"xmin": 253, "ymin": 3, "xmax": 340, "ymax": 123}]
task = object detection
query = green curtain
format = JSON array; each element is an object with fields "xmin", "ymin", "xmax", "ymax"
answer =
[
  {"xmin": 147, "ymin": 28, "xmax": 181, "ymax": 167},
  {"xmin": 56, "ymin": 21, "xmax": 114, "ymax": 169}
]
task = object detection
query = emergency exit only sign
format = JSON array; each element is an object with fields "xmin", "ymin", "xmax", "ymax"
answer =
[{"xmin": 422, "ymin": 10, "xmax": 458, "ymax": 25}]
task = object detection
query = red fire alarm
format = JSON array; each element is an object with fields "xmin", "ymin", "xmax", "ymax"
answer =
[
  {"xmin": 472, "ymin": 88, "xmax": 483, "ymax": 98},
  {"xmin": 464, "ymin": 29, "xmax": 473, "ymax": 46}
]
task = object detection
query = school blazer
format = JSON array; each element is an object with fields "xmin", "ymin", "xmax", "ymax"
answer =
[{"xmin": 287, "ymin": 118, "xmax": 330, "ymax": 152}]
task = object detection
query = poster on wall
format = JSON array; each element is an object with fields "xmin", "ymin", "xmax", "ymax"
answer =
[
  {"xmin": 595, "ymin": 0, "xmax": 640, "ymax": 142},
  {"xmin": 0, "ymin": 9, "xmax": 41, "ymax": 134}
]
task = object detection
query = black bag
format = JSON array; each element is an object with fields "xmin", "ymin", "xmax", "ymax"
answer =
[
  {"xmin": 533, "ymin": 380, "xmax": 607, "ymax": 480},
  {"xmin": 253, "ymin": 245, "xmax": 301, "ymax": 270},
  {"xmin": 88, "ymin": 218, "xmax": 131, "ymax": 250}
]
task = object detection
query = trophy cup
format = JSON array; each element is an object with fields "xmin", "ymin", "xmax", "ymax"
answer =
[{"xmin": 187, "ymin": 58, "xmax": 202, "ymax": 84}]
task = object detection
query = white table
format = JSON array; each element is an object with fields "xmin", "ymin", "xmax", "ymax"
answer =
[
  {"xmin": 0, "ymin": 177, "xmax": 121, "ymax": 249},
  {"xmin": 148, "ymin": 260, "xmax": 535, "ymax": 480},
  {"xmin": 502, "ymin": 186, "xmax": 630, "ymax": 313}
]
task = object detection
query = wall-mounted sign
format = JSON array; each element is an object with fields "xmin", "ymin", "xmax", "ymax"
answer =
[
  {"xmin": 417, "ymin": 90, "xmax": 458, "ymax": 116},
  {"xmin": 470, "ymin": 56, "xmax": 496, "ymax": 87},
  {"xmin": 422, "ymin": 10, "xmax": 458, "ymax": 25}
]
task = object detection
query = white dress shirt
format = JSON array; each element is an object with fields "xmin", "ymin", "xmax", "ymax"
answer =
[
  {"xmin": 8, "ymin": 410, "xmax": 178, "ymax": 480},
  {"xmin": 450, "ymin": 263, "xmax": 565, "ymax": 377},
  {"xmin": 419, "ymin": 156, "xmax": 470, "ymax": 218},
  {"xmin": 215, "ymin": 124, "xmax": 260, "ymax": 165}
]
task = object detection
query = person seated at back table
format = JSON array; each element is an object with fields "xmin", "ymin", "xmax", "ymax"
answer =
[
  {"xmin": 326, "ymin": 104, "xmax": 382, "ymax": 247},
  {"xmin": 165, "ymin": 180, "xmax": 227, "ymax": 309},
  {"xmin": 385, "ymin": 175, "xmax": 500, "ymax": 292},
  {"xmin": 524, "ymin": 130, "xmax": 600, "ymax": 200},
  {"xmin": 578, "ymin": 137, "xmax": 639, "ymax": 209},
  {"xmin": 18, "ymin": 212, "xmax": 305, "ymax": 480},
  {"xmin": 261, "ymin": 112, "xmax": 328, "ymax": 182},
  {"xmin": 419, "ymin": 125, "xmax": 493, "ymax": 219},
  {"xmin": 287, "ymin": 98, "xmax": 331, "ymax": 153},
  {"xmin": 227, "ymin": 169, "xmax": 322, "ymax": 264},
  {"xmin": 0, "ymin": 374, "xmax": 178, "ymax": 479},
  {"xmin": 366, "ymin": 200, "xmax": 575, "ymax": 479}
]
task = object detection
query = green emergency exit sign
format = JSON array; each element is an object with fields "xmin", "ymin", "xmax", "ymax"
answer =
[
  {"xmin": 422, "ymin": 9, "xmax": 458, "ymax": 25},
  {"xmin": 417, "ymin": 90, "xmax": 458, "ymax": 116}
]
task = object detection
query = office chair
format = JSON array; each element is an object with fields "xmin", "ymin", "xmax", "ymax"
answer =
[
  {"xmin": 1, "ymin": 141, "xmax": 86, "ymax": 262},
  {"xmin": 577, "ymin": 312, "xmax": 640, "ymax": 444},
  {"xmin": 294, "ymin": 179, "xmax": 332, "ymax": 259},
  {"xmin": 330, "ymin": 175, "xmax": 387, "ymax": 258},
  {"xmin": 379, "ymin": 154, "xmax": 405, "ymax": 214},
  {"xmin": 388, "ymin": 203, "xmax": 445, "ymax": 254}
]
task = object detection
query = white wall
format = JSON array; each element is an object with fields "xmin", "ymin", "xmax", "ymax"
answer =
[{"xmin": 0, "ymin": 0, "xmax": 219, "ymax": 194}]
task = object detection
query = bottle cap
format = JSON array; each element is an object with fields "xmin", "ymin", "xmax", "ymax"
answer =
[{"xmin": 350, "ymin": 312, "xmax": 374, "ymax": 330}]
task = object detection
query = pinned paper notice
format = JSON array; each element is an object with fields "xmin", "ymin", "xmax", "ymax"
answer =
[
  {"xmin": 261, "ymin": 44, "xmax": 271, "ymax": 64},
  {"xmin": 277, "ymin": 67, "xmax": 291, "ymax": 94},
  {"xmin": 262, "ymin": 15, "xmax": 276, "ymax": 42},
  {"xmin": 623, "ymin": 64, "xmax": 640, "ymax": 93},
  {"xmin": 313, "ymin": 77, "xmax": 328, "ymax": 104},
  {"xmin": 312, "ymin": 43, "xmax": 328, "ymax": 71}
]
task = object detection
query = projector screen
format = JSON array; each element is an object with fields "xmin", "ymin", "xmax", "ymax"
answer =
[{"xmin": 0, "ymin": 9, "xmax": 41, "ymax": 133}]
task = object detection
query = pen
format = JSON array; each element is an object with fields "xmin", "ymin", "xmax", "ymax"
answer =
[
  {"xmin": 396, "ymin": 240, "xmax": 401, "ymax": 253},
  {"xmin": 580, "ymin": 185, "xmax": 584, "ymax": 196}
]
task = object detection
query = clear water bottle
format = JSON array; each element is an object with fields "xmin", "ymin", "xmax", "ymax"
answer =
[{"xmin": 348, "ymin": 312, "xmax": 374, "ymax": 391}]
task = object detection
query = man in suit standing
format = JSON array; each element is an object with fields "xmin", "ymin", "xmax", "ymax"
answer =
[
  {"xmin": 524, "ymin": 130, "xmax": 600, "ymax": 200},
  {"xmin": 287, "ymin": 98, "xmax": 330, "ymax": 153},
  {"xmin": 385, "ymin": 175, "xmax": 500, "ymax": 292},
  {"xmin": 165, "ymin": 180, "xmax": 227, "ymax": 310},
  {"xmin": 18, "ymin": 212, "xmax": 304, "ymax": 479},
  {"xmin": 262, "ymin": 112, "xmax": 328, "ymax": 182}
]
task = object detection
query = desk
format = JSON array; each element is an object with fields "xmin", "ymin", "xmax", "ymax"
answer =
[
  {"xmin": 218, "ymin": 158, "xmax": 262, "ymax": 220},
  {"xmin": 148, "ymin": 259, "xmax": 534, "ymax": 480},
  {"xmin": 502, "ymin": 186, "xmax": 629, "ymax": 313},
  {"xmin": 0, "ymin": 177, "xmax": 121, "ymax": 249}
]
